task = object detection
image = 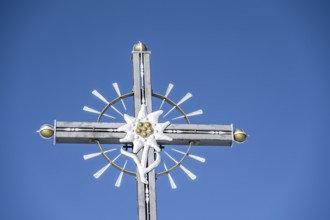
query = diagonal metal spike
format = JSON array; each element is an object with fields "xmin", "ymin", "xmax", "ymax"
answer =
[
  {"xmin": 93, "ymin": 164, "xmax": 110, "ymax": 179},
  {"xmin": 176, "ymin": 92, "xmax": 193, "ymax": 106},
  {"xmin": 164, "ymin": 151, "xmax": 197, "ymax": 180},
  {"xmin": 92, "ymin": 90, "xmax": 123, "ymax": 116},
  {"xmin": 110, "ymin": 105, "xmax": 124, "ymax": 117},
  {"xmin": 172, "ymin": 109, "xmax": 203, "ymax": 121},
  {"xmin": 92, "ymin": 90, "xmax": 109, "ymax": 105},
  {"xmin": 171, "ymin": 148, "xmax": 206, "ymax": 163},
  {"xmin": 159, "ymin": 83, "xmax": 174, "ymax": 110},
  {"xmin": 115, "ymin": 160, "xmax": 128, "ymax": 187},
  {"xmin": 83, "ymin": 106, "xmax": 115, "ymax": 119},
  {"xmin": 83, "ymin": 149, "xmax": 116, "ymax": 160},
  {"xmin": 163, "ymin": 92, "xmax": 193, "ymax": 118},
  {"xmin": 112, "ymin": 83, "xmax": 127, "ymax": 111},
  {"xmin": 179, "ymin": 164, "xmax": 197, "ymax": 180},
  {"xmin": 163, "ymin": 162, "xmax": 177, "ymax": 189},
  {"xmin": 93, "ymin": 154, "xmax": 121, "ymax": 179},
  {"xmin": 83, "ymin": 106, "xmax": 101, "ymax": 114}
]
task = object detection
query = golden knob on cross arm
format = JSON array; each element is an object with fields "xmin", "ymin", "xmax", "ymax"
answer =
[
  {"xmin": 38, "ymin": 124, "xmax": 54, "ymax": 139},
  {"xmin": 133, "ymin": 42, "xmax": 148, "ymax": 51},
  {"xmin": 234, "ymin": 128, "xmax": 248, "ymax": 143}
]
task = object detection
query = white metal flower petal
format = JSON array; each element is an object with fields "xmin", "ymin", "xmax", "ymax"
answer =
[
  {"xmin": 124, "ymin": 114, "xmax": 136, "ymax": 125},
  {"xmin": 155, "ymin": 121, "xmax": 171, "ymax": 133},
  {"xmin": 147, "ymin": 139, "xmax": 161, "ymax": 152},
  {"xmin": 120, "ymin": 133, "xmax": 134, "ymax": 143},
  {"xmin": 133, "ymin": 139, "xmax": 144, "ymax": 153},
  {"xmin": 147, "ymin": 110, "xmax": 163, "ymax": 124},
  {"xmin": 137, "ymin": 104, "xmax": 148, "ymax": 119},
  {"xmin": 117, "ymin": 124, "xmax": 131, "ymax": 133}
]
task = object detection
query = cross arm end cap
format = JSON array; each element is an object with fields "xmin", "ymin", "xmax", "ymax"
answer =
[
  {"xmin": 234, "ymin": 128, "xmax": 248, "ymax": 143},
  {"xmin": 38, "ymin": 124, "xmax": 54, "ymax": 139}
]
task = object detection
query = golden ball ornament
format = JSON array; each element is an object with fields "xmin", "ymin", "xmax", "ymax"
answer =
[
  {"xmin": 234, "ymin": 128, "xmax": 247, "ymax": 143},
  {"xmin": 133, "ymin": 42, "xmax": 148, "ymax": 51},
  {"xmin": 39, "ymin": 124, "xmax": 54, "ymax": 139}
]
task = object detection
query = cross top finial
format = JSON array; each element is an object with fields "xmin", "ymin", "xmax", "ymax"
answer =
[{"xmin": 133, "ymin": 41, "xmax": 148, "ymax": 51}]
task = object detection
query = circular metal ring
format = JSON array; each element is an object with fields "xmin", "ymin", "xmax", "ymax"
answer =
[
  {"xmin": 97, "ymin": 92, "xmax": 135, "ymax": 175},
  {"xmin": 94, "ymin": 91, "xmax": 195, "ymax": 176},
  {"xmin": 151, "ymin": 92, "xmax": 194, "ymax": 177},
  {"xmin": 98, "ymin": 92, "xmax": 134, "ymax": 122},
  {"xmin": 96, "ymin": 140, "xmax": 136, "ymax": 175}
]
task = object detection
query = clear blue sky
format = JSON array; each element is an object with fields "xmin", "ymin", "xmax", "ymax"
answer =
[{"xmin": 1, "ymin": 1, "xmax": 329, "ymax": 220}]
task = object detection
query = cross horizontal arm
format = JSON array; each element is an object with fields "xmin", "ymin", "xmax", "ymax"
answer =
[{"xmin": 55, "ymin": 121, "xmax": 233, "ymax": 146}]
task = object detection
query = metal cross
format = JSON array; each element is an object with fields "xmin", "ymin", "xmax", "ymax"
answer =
[{"xmin": 38, "ymin": 42, "xmax": 247, "ymax": 220}]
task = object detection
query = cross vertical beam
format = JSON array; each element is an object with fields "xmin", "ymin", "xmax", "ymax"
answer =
[
  {"xmin": 143, "ymin": 52, "xmax": 158, "ymax": 220},
  {"xmin": 132, "ymin": 46, "xmax": 157, "ymax": 220},
  {"xmin": 131, "ymin": 47, "xmax": 146, "ymax": 220}
]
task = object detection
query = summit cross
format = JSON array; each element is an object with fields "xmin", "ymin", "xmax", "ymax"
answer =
[{"xmin": 38, "ymin": 42, "xmax": 247, "ymax": 220}]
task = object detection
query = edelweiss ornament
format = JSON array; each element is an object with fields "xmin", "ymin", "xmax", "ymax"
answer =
[{"xmin": 118, "ymin": 104, "xmax": 172, "ymax": 184}]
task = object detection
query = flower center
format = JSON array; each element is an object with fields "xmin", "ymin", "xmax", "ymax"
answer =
[{"xmin": 136, "ymin": 122, "xmax": 154, "ymax": 138}]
